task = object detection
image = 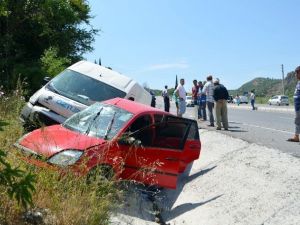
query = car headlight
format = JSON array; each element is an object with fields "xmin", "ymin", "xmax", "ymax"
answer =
[{"xmin": 48, "ymin": 150, "xmax": 83, "ymax": 167}]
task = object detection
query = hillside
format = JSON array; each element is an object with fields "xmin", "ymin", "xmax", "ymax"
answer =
[{"xmin": 230, "ymin": 71, "xmax": 297, "ymax": 97}]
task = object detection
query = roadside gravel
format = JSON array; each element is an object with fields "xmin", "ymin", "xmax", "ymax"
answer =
[{"xmin": 111, "ymin": 129, "xmax": 300, "ymax": 225}]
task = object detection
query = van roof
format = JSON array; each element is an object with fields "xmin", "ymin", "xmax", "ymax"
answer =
[{"xmin": 68, "ymin": 61, "xmax": 133, "ymax": 90}]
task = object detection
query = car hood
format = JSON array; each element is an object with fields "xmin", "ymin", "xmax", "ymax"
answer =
[{"xmin": 17, "ymin": 125, "xmax": 105, "ymax": 158}]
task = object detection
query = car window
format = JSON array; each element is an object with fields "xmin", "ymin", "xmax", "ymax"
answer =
[
  {"xmin": 152, "ymin": 115, "xmax": 190, "ymax": 150},
  {"xmin": 47, "ymin": 69, "xmax": 126, "ymax": 106},
  {"xmin": 187, "ymin": 121, "xmax": 199, "ymax": 140},
  {"xmin": 125, "ymin": 115, "xmax": 153, "ymax": 146},
  {"xmin": 63, "ymin": 102, "xmax": 133, "ymax": 139}
]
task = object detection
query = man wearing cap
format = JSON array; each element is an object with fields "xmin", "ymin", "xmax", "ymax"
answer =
[
  {"xmin": 287, "ymin": 66, "xmax": 300, "ymax": 142},
  {"xmin": 213, "ymin": 78, "xmax": 229, "ymax": 130}
]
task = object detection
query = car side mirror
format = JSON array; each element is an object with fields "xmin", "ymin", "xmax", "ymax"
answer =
[
  {"xmin": 43, "ymin": 76, "xmax": 51, "ymax": 85},
  {"xmin": 118, "ymin": 136, "xmax": 142, "ymax": 146}
]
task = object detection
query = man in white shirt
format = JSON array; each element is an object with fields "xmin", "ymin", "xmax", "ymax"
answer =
[
  {"xmin": 175, "ymin": 78, "xmax": 187, "ymax": 117},
  {"xmin": 202, "ymin": 75, "xmax": 215, "ymax": 126}
]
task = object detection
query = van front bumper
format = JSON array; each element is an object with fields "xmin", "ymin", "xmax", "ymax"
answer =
[{"xmin": 20, "ymin": 102, "xmax": 66, "ymax": 127}]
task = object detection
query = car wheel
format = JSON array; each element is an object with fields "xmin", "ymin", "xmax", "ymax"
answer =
[
  {"xmin": 277, "ymin": 102, "xmax": 280, "ymax": 106},
  {"xmin": 87, "ymin": 165, "xmax": 114, "ymax": 184}
]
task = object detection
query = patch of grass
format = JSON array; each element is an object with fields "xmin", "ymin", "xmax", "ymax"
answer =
[{"xmin": 0, "ymin": 92, "xmax": 121, "ymax": 225}]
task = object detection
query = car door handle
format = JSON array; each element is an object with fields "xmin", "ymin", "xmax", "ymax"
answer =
[{"xmin": 165, "ymin": 157, "xmax": 179, "ymax": 161}]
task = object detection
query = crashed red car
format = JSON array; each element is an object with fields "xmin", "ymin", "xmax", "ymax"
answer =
[{"xmin": 15, "ymin": 98, "xmax": 201, "ymax": 189}]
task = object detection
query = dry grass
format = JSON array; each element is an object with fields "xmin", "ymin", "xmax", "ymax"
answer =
[{"xmin": 0, "ymin": 92, "xmax": 121, "ymax": 225}]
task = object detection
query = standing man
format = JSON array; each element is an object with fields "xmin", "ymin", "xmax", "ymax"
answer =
[
  {"xmin": 162, "ymin": 85, "xmax": 170, "ymax": 112},
  {"xmin": 198, "ymin": 81, "xmax": 207, "ymax": 120},
  {"xmin": 203, "ymin": 75, "xmax": 215, "ymax": 126},
  {"xmin": 213, "ymin": 78, "xmax": 229, "ymax": 130},
  {"xmin": 287, "ymin": 66, "xmax": 300, "ymax": 142},
  {"xmin": 192, "ymin": 79, "xmax": 199, "ymax": 119},
  {"xmin": 250, "ymin": 90, "xmax": 256, "ymax": 110},
  {"xmin": 175, "ymin": 78, "xmax": 187, "ymax": 117}
]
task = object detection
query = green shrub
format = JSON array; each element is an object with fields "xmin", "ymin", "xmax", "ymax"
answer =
[{"xmin": 0, "ymin": 150, "xmax": 36, "ymax": 208}]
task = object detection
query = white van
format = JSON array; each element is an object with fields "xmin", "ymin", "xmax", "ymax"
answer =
[{"xmin": 20, "ymin": 61, "xmax": 151, "ymax": 128}]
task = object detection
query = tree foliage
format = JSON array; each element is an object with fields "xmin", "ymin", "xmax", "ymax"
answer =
[{"xmin": 0, "ymin": 0, "xmax": 98, "ymax": 93}]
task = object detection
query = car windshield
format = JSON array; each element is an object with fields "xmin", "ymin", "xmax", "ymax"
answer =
[
  {"xmin": 62, "ymin": 102, "xmax": 133, "ymax": 140},
  {"xmin": 46, "ymin": 69, "xmax": 126, "ymax": 106}
]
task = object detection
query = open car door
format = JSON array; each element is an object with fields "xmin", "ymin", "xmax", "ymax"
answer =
[
  {"xmin": 118, "ymin": 114, "xmax": 189, "ymax": 189},
  {"xmin": 152, "ymin": 115, "xmax": 200, "ymax": 174}
]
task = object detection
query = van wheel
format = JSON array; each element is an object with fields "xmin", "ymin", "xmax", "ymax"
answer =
[{"xmin": 87, "ymin": 165, "xmax": 114, "ymax": 184}]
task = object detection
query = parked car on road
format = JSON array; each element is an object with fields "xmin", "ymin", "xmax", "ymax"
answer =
[
  {"xmin": 20, "ymin": 60, "xmax": 151, "ymax": 130},
  {"xmin": 233, "ymin": 95, "xmax": 248, "ymax": 104},
  {"xmin": 268, "ymin": 95, "xmax": 289, "ymax": 106},
  {"xmin": 15, "ymin": 98, "xmax": 201, "ymax": 189},
  {"xmin": 186, "ymin": 96, "xmax": 194, "ymax": 107},
  {"xmin": 227, "ymin": 95, "xmax": 234, "ymax": 103}
]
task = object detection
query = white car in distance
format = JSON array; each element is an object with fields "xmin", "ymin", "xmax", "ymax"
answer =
[
  {"xmin": 268, "ymin": 95, "xmax": 289, "ymax": 106},
  {"xmin": 186, "ymin": 96, "xmax": 194, "ymax": 107}
]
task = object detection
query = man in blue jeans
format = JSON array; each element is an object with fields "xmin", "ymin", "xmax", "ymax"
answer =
[
  {"xmin": 250, "ymin": 90, "xmax": 256, "ymax": 110},
  {"xmin": 203, "ymin": 75, "xmax": 215, "ymax": 126},
  {"xmin": 198, "ymin": 81, "xmax": 207, "ymax": 120},
  {"xmin": 287, "ymin": 66, "xmax": 300, "ymax": 142}
]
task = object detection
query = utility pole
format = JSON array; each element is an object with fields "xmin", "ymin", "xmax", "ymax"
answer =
[{"xmin": 281, "ymin": 64, "xmax": 285, "ymax": 95}]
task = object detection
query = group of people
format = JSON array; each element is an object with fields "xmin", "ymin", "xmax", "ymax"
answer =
[
  {"xmin": 161, "ymin": 65, "xmax": 300, "ymax": 140},
  {"xmin": 162, "ymin": 75, "xmax": 230, "ymax": 131}
]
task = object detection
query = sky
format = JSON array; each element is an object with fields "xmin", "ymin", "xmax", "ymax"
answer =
[{"xmin": 83, "ymin": 0, "xmax": 300, "ymax": 91}]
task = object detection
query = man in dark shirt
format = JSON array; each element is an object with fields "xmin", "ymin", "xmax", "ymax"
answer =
[
  {"xmin": 213, "ymin": 78, "xmax": 229, "ymax": 130},
  {"xmin": 287, "ymin": 66, "xmax": 300, "ymax": 142}
]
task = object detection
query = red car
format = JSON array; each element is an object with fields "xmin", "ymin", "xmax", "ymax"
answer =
[{"xmin": 15, "ymin": 98, "xmax": 201, "ymax": 189}]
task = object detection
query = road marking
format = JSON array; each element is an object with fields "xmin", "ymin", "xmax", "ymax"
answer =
[
  {"xmin": 238, "ymin": 122, "xmax": 294, "ymax": 135},
  {"xmin": 278, "ymin": 116, "xmax": 293, "ymax": 120}
]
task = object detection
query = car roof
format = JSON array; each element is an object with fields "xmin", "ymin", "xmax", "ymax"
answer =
[
  {"xmin": 68, "ymin": 61, "xmax": 134, "ymax": 90},
  {"xmin": 104, "ymin": 98, "xmax": 169, "ymax": 115}
]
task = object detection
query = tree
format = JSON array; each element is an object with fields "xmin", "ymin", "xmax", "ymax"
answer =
[{"xmin": 0, "ymin": 0, "xmax": 98, "ymax": 93}]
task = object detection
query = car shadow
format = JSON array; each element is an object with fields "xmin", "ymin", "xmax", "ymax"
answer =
[
  {"xmin": 113, "ymin": 164, "xmax": 218, "ymax": 223},
  {"xmin": 115, "ymin": 164, "xmax": 221, "ymax": 224},
  {"xmin": 156, "ymin": 164, "xmax": 218, "ymax": 222},
  {"xmin": 161, "ymin": 194, "xmax": 223, "ymax": 221}
]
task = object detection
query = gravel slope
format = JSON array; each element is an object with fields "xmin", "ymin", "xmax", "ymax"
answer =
[{"xmin": 111, "ymin": 129, "xmax": 300, "ymax": 225}]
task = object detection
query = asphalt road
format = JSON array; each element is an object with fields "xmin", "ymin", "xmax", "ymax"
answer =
[{"xmin": 156, "ymin": 97, "xmax": 299, "ymax": 158}]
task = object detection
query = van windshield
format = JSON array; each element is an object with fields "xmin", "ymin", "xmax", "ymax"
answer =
[{"xmin": 46, "ymin": 69, "xmax": 126, "ymax": 106}]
